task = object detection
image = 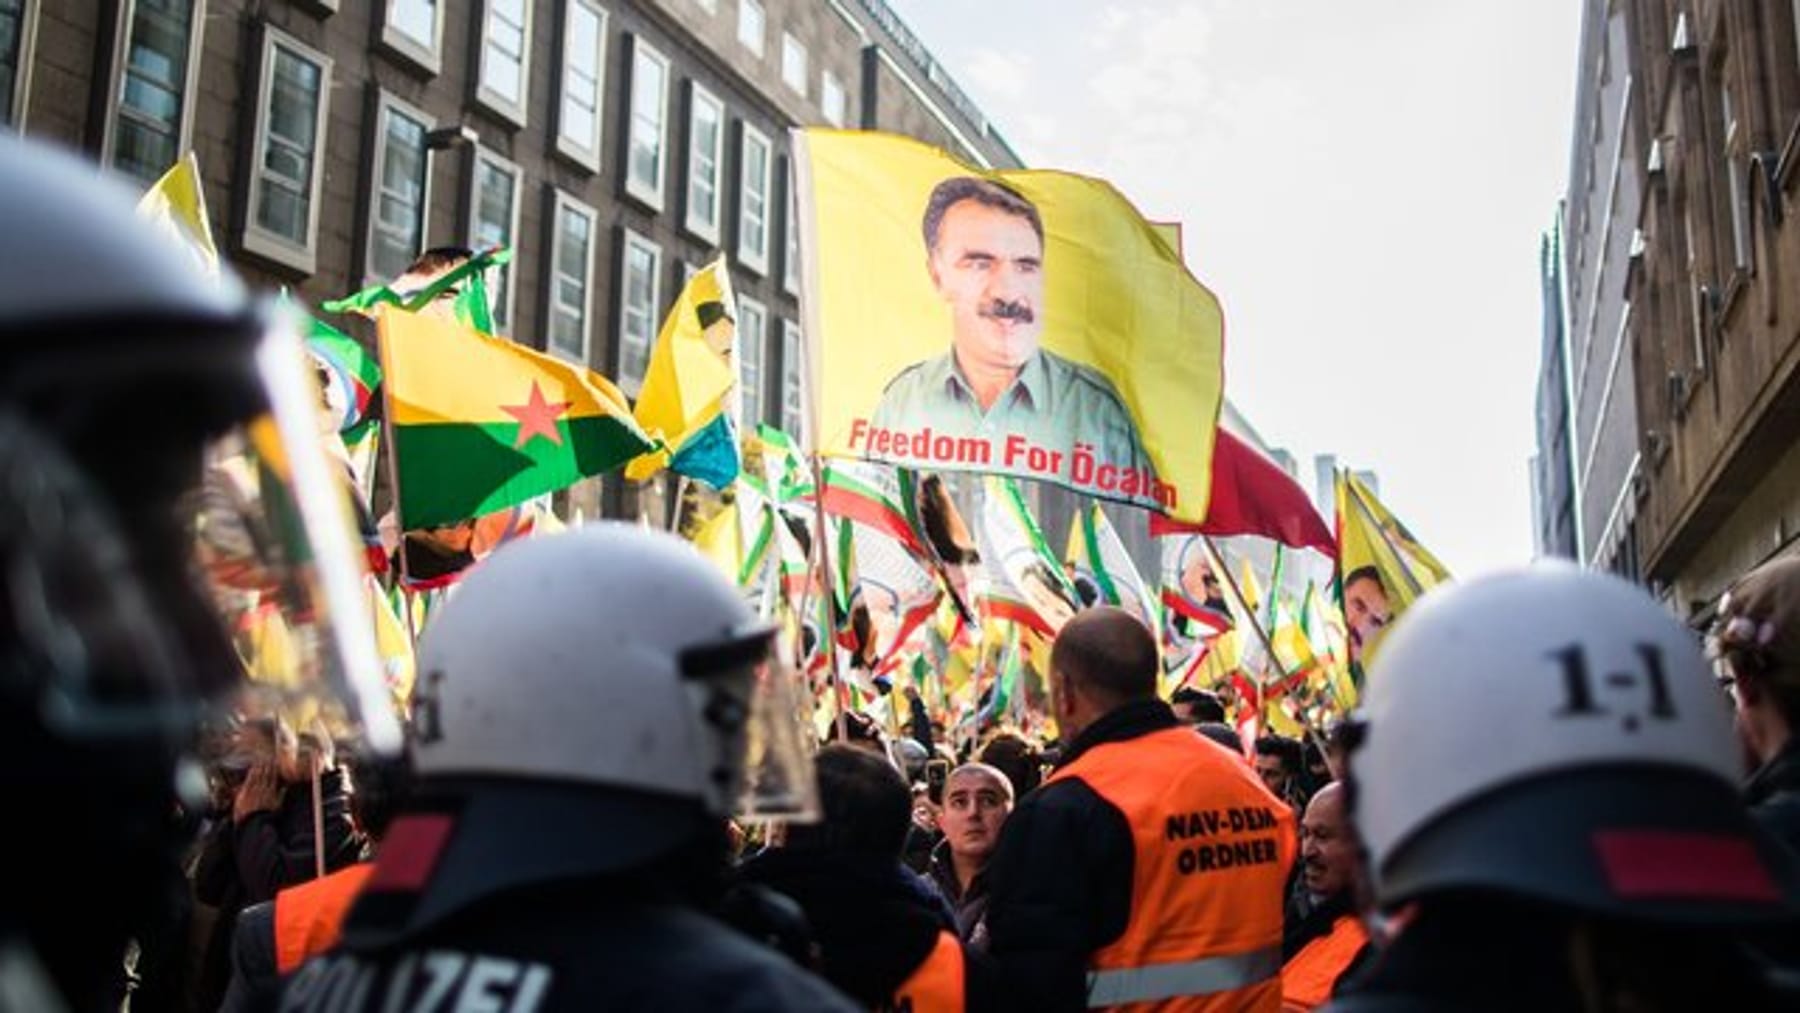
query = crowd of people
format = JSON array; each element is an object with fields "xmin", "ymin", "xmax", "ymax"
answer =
[{"xmin": 5, "ymin": 132, "xmax": 1800, "ymax": 1013}]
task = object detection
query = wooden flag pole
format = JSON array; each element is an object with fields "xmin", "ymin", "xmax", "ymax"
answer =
[
  {"xmin": 373, "ymin": 308, "xmax": 421, "ymax": 645},
  {"xmin": 809, "ymin": 452, "xmax": 849, "ymax": 743},
  {"xmin": 1344, "ymin": 471, "xmax": 1427, "ymax": 600},
  {"xmin": 310, "ymin": 752, "xmax": 326, "ymax": 879},
  {"xmin": 1200, "ymin": 535, "xmax": 1285, "ymax": 726}
]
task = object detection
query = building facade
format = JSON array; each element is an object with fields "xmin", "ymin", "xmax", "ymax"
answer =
[
  {"xmin": 1532, "ymin": 213, "xmax": 1580, "ymax": 559},
  {"xmin": 0, "ymin": 0, "xmax": 1020, "ymax": 520},
  {"xmin": 1565, "ymin": 0, "xmax": 1647, "ymax": 579},
  {"xmin": 1617, "ymin": 0, "xmax": 1800, "ymax": 618}
]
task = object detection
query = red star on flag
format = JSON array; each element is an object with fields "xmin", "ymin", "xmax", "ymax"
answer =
[{"xmin": 501, "ymin": 381, "xmax": 572, "ymax": 449}]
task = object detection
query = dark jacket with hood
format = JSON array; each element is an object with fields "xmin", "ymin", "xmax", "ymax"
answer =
[
  {"xmin": 740, "ymin": 847, "xmax": 1007, "ymax": 1010},
  {"xmin": 927, "ymin": 838, "xmax": 994, "ymax": 947},
  {"xmin": 1747, "ymin": 737, "xmax": 1800, "ymax": 856}
]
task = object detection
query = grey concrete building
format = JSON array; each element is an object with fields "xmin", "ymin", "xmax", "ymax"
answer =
[
  {"xmin": 1532, "ymin": 212, "xmax": 1580, "ymax": 559},
  {"xmin": 1564, "ymin": 0, "xmax": 1646, "ymax": 579}
]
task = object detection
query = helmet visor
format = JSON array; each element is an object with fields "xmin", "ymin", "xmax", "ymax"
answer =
[
  {"xmin": 184, "ymin": 313, "xmax": 402, "ymax": 755},
  {"xmin": 683, "ymin": 628, "xmax": 819, "ymax": 823}
]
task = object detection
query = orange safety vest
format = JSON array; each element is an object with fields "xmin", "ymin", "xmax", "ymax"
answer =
[
  {"xmin": 882, "ymin": 930, "xmax": 965, "ymax": 1013},
  {"xmin": 1279, "ymin": 913, "xmax": 1368, "ymax": 1012},
  {"xmin": 1048, "ymin": 726, "xmax": 1295, "ymax": 1011},
  {"xmin": 273, "ymin": 862, "xmax": 375, "ymax": 974}
]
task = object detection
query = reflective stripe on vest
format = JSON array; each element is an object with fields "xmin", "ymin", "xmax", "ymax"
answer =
[
  {"xmin": 886, "ymin": 930, "xmax": 966, "ymax": 1013},
  {"xmin": 1279, "ymin": 914, "xmax": 1369, "ymax": 1012},
  {"xmin": 273, "ymin": 863, "xmax": 375, "ymax": 973},
  {"xmin": 1087, "ymin": 946, "xmax": 1283, "ymax": 1006},
  {"xmin": 1048, "ymin": 725, "xmax": 1295, "ymax": 1011}
]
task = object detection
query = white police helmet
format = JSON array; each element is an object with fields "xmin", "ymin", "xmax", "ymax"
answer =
[
  {"xmin": 1351, "ymin": 563, "xmax": 1796, "ymax": 925},
  {"xmin": 343, "ymin": 525, "xmax": 818, "ymax": 942}
]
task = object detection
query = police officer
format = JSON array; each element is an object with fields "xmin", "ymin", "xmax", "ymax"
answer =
[
  {"xmin": 0, "ymin": 134, "xmax": 402, "ymax": 1010},
  {"xmin": 282, "ymin": 526, "xmax": 858, "ymax": 1012},
  {"xmin": 984, "ymin": 606, "xmax": 1296, "ymax": 1011},
  {"xmin": 1328, "ymin": 564, "xmax": 1800, "ymax": 1012}
]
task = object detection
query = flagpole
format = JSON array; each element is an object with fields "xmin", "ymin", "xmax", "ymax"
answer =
[
  {"xmin": 809, "ymin": 452, "xmax": 849, "ymax": 743},
  {"xmin": 372, "ymin": 308, "xmax": 420, "ymax": 644},
  {"xmin": 1345, "ymin": 471, "xmax": 1426, "ymax": 600},
  {"xmin": 1200, "ymin": 535, "xmax": 1284, "ymax": 729},
  {"xmin": 667, "ymin": 474, "xmax": 690, "ymax": 533}
]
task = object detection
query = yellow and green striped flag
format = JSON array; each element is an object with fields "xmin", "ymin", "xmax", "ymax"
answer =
[{"xmin": 379, "ymin": 308, "xmax": 657, "ymax": 528}]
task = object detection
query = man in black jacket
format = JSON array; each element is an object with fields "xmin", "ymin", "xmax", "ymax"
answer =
[
  {"xmin": 926, "ymin": 763, "xmax": 1014, "ymax": 946},
  {"xmin": 742, "ymin": 745, "xmax": 1006, "ymax": 1010},
  {"xmin": 232, "ymin": 719, "xmax": 362, "ymax": 903},
  {"xmin": 983, "ymin": 608, "xmax": 1294, "ymax": 1012}
]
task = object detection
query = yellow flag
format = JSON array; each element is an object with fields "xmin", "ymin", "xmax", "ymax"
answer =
[
  {"xmin": 625, "ymin": 258, "xmax": 740, "ymax": 484},
  {"xmin": 1335, "ymin": 471, "xmax": 1451, "ymax": 669},
  {"xmin": 369, "ymin": 578, "xmax": 416, "ymax": 711},
  {"xmin": 796, "ymin": 129, "xmax": 1223, "ymax": 522},
  {"xmin": 690, "ymin": 496, "xmax": 743, "ymax": 583},
  {"xmin": 136, "ymin": 152, "xmax": 219, "ymax": 280}
]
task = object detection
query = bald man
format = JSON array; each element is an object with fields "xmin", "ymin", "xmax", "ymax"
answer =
[
  {"xmin": 983, "ymin": 608, "xmax": 1296, "ymax": 1012},
  {"xmin": 928, "ymin": 763, "xmax": 1015, "ymax": 946}
]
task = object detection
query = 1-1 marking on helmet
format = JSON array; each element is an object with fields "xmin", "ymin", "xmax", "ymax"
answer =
[{"xmin": 1548, "ymin": 642, "xmax": 1679, "ymax": 732}]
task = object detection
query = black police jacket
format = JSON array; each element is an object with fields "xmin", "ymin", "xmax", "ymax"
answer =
[
  {"xmin": 1323, "ymin": 899, "xmax": 1793, "ymax": 1013},
  {"xmin": 276, "ymin": 886, "xmax": 859, "ymax": 1013}
]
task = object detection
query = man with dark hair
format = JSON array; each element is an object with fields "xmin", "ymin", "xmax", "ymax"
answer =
[
  {"xmin": 1341, "ymin": 566, "xmax": 1391, "ymax": 664},
  {"xmin": 219, "ymin": 747, "xmax": 417, "ymax": 1010},
  {"xmin": 983, "ymin": 607, "xmax": 1295, "ymax": 1011},
  {"xmin": 978, "ymin": 733, "xmax": 1043, "ymax": 799},
  {"xmin": 741, "ymin": 746, "xmax": 1005, "ymax": 1010},
  {"xmin": 1255, "ymin": 734, "xmax": 1305, "ymax": 808},
  {"xmin": 1171, "ymin": 686, "xmax": 1227, "ymax": 725},
  {"xmin": 868, "ymin": 177, "xmax": 1150, "ymax": 494}
]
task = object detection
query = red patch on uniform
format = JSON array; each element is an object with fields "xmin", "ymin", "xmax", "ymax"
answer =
[
  {"xmin": 1593, "ymin": 831, "xmax": 1780, "ymax": 903},
  {"xmin": 366, "ymin": 813, "xmax": 454, "ymax": 892}
]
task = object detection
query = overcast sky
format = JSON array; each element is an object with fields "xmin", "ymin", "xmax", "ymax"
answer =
[{"xmin": 886, "ymin": 0, "xmax": 1583, "ymax": 576}]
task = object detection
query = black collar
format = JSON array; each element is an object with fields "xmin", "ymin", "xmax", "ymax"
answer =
[{"xmin": 1056, "ymin": 699, "xmax": 1180, "ymax": 770}]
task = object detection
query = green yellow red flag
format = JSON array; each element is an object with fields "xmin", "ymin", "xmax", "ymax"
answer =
[{"xmin": 378, "ymin": 308, "xmax": 656, "ymax": 528}]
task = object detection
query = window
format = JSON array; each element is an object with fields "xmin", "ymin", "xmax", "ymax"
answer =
[
  {"xmin": 476, "ymin": 0, "xmax": 531, "ymax": 126},
  {"xmin": 366, "ymin": 93, "xmax": 432, "ymax": 284},
  {"xmin": 738, "ymin": 123, "xmax": 772, "ymax": 272},
  {"xmin": 738, "ymin": 295, "xmax": 766, "ymax": 427},
  {"xmin": 1726, "ymin": 161, "xmax": 1752, "ymax": 274},
  {"xmin": 821, "ymin": 71, "xmax": 846, "ymax": 127},
  {"xmin": 382, "ymin": 0, "xmax": 441, "ymax": 73},
  {"xmin": 243, "ymin": 27, "xmax": 331, "ymax": 274},
  {"xmin": 547, "ymin": 190, "xmax": 595, "ymax": 362},
  {"xmin": 618, "ymin": 230, "xmax": 662, "ymax": 391},
  {"xmin": 556, "ymin": 0, "xmax": 608, "ymax": 171},
  {"xmin": 626, "ymin": 37, "xmax": 669, "ymax": 208},
  {"xmin": 1794, "ymin": 0, "xmax": 1800, "ymax": 71},
  {"xmin": 1, "ymin": 0, "xmax": 38, "ymax": 128},
  {"xmin": 781, "ymin": 33, "xmax": 807, "ymax": 95},
  {"xmin": 469, "ymin": 149, "xmax": 521, "ymax": 333},
  {"xmin": 108, "ymin": 0, "xmax": 202, "ymax": 185},
  {"xmin": 780, "ymin": 318, "xmax": 803, "ymax": 436},
  {"xmin": 1716, "ymin": 60, "xmax": 1751, "ymax": 275},
  {"xmin": 685, "ymin": 83, "xmax": 724, "ymax": 241},
  {"xmin": 782, "ymin": 166, "xmax": 800, "ymax": 295},
  {"xmin": 737, "ymin": 0, "xmax": 764, "ymax": 56}
]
